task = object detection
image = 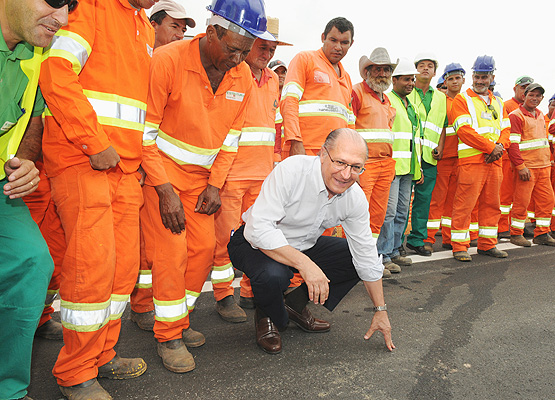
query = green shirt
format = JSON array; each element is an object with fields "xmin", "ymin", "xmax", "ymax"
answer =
[
  {"xmin": 0, "ymin": 27, "xmax": 45, "ymax": 137},
  {"xmin": 414, "ymin": 86, "xmax": 449, "ymax": 128}
]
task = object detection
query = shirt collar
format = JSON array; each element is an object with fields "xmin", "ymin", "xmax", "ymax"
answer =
[
  {"xmin": 519, "ymin": 105, "xmax": 541, "ymax": 119},
  {"xmin": 252, "ymin": 67, "xmax": 273, "ymax": 87},
  {"xmin": 317, "ymin": 48, "xmax": 345, "ymax": 77},
  {"xmin": 0, "ymin": 26, "xmax": 35, "ymax": 61}
]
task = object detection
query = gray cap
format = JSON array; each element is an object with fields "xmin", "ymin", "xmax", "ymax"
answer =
[{"xmin": 524, "ymin": 83, "xmax": 545, "ymax": 95}]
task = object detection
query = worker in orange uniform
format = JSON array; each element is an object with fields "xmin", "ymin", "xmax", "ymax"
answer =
[
  {"xmin": 211, "ymin": 17, "xmax": 292, "ymax": 322},
  {"xmin": 425, "ymin": 63, "xmax": 469, "ymax": 251},
  {"xmin": 130, "ymin": 0, "xmax": 197, "ymax": 333},
  {"xmin": 498, "ymin": 76, "xmax": 534, "ymax": 237},
  {"xmin": 351, "ymin": 48, "xmax": 397, "ymax": 250},
  {"xmin": 269, "ymin": 59, "xmax": 288, "ymax": 163},
  {"xmin": 507, "ymin": 83, "xmax": 555, "ymax": 247},
  {"xmin": 140, "ymin": 0, "xmax": 268, "ymax": 373},
  {"xmin": 281, "ymin": 17, "xmax": 355, "ymax": 158},
  {"xmin": 548, "ymin": 94, "xmax": 555, "ymax": 236},
  {"xmin": 23, "ymin": 161, "xmax": 65, "ymax": 341},
  {"xmin": 39, "ymin": 0, "xmax": 157, "ymax": 398},
  {"xmin": 450, "ymin": 55, "xmax": 511, "ymax": 262},
  {"xmin": 149, "ymin": 0, "xmax": 196, "ymax": 49}
]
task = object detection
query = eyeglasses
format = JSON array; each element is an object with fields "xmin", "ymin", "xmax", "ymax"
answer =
[
  {"xmin": 323, "ymin": 147, "xmax": 366, "ymax": 175},
  {"xmin": 487, "ymin": 104, "xmax": 499, "ymax": 120},
  {"xmin": 45, "ymin": 0, "xmax": 79, "ymax": 13}
]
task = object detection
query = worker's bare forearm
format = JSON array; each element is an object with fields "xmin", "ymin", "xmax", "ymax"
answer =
[{"xmin": 15, "ymin": 116, "xmax": 43, "ymax": 162}]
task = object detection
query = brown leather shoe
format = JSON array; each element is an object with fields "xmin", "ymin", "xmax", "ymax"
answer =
[
  {"xmin": 59, "ymin": 378, "xmax": 112, "ymax": 400},
  {"xmin": 130, "ymin": 310, "xmax": 155, "ymax": 331},
  {"xmin": 255, "ymin": 309, "xmax": 281, "ymax": 354},
  {"xmin": 285, "ymin": 304, "xmax": 330, "ymax": 333},
  {"xmin": 157, "ymin": 339, "xmax": 195, "ymax": 373},
  {"xmin": 97, "ymin": 354, "xmax": 147, "ymax": 379},
  {"xmin": 35, "ymin": 319, "xmax": 63, "ymax": 340}
]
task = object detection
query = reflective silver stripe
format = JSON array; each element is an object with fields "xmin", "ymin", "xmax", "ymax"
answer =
[
  {"xmin": 186, "ymin": 292, "xmax": 199, "ymax": 309},
  {"xmin": 239, "ymin": 130, "xmax": 275, "ymax": 144},
  {"xmin": 422, "ymin": 138, "xmax": 437, "ymax": 150},
  {"xmin": 275, "ymin": 108, "xmax": 282, "ymax": 123},
  {"xmin": 469, "ymin": 223, "xmax": 479, "ymax": 231},
  {"xmin": 500, "ymin": 205, "xmax": 511, "ymax": 213},
  {"xmin": 549, "ymin": 119, "xmax": 555, "ymax": 128},
  {"xmin": 282, "ymin": 82, "xmax": 304, "ymax": 100},
  {"xmin": 156, "ymin": 136, "xmax": 218, "ymax": 167},
  {"xmin": 441, "ymin": 217, "xmax": 452, "ymax": 227},
  {"xmin": 357, "ymin": 130, "xmax": 394, "ymax": 143},
  {"xmin": 423, "ymin": 120, "xmax": 442, "ymax": 135},
  {"xmin": 511, "ymin": 219, "xmax": 525, "ymax": 229},
  {"xmin": 519, "ymin": 139, "xmax": 549, "ymax": 150},
  {"xmin": 427, "ymin": 220, "xmax": 441, "ymax": 229},
  {"xmin": 536, "ymin": 218, "xmax": 550, "ymax": 227},
  {"xmin": 211, "ymin": 266, "xmax": 235, "ymax": 281},
  {"xmin": 392, "ymin": 151, "xmax": 412, "ymax": 159},
  {"xmin": 501, "ymin": 118, "xmax": 510, "ymax": 130},
  {"xmin": 299, "ymin": 101, "xmax": 351, "ymax": 121},
  {"xmin": 61, "ymin": 303, "xmax": 110, "ymax": 327},
  {"xmin": 222, "ymin": 131, "xmax": 240, "ymax": 149},
  {"xmin": 394, "ymin": 131, "xmax": 413, "ymax": 140},
  {"xmin": 137, "ymin": 273, "xmax": 152, "ymax": 286},
  {"xmin": 88, "ymin": 98, "xmax": 146, "ymax": 125},
  {"xmin": 110, "ymin": 298, "xmax": 128, "ymax": 319},
  {"xmin": 49, "ymin": 34, "xmax": 89, "ymax": 69},
  {"xmin": 458, "ymin": 143, "xmax": 473, "ymax": 151},
  {"xmin": 143, "ymin": 124, "xmax": 159, "ymax": 142},
  {"xmin": 527, "ymin": 211, "xmax": 535, "ymax": 218},
  {"xmin": 451, "ymin": 231, "xmax": 469, "ymax": 240},
  {"xmin": 348, "ymin": 111, "xmax": 356, "ymax": 125},
  {"xmin": 454, "ymin": 116, "xmax": 472, "ymax": 130},
  {"xmin": 510, "ymin": 134, "xmax": 521, "ymax": 143},
  {"xmin": 446, "ymin": 127, "xmax": 456, "ymax": 136},
  {"xmin": 479, "ymin": 228, "xmax": 497, "ymax": 237},
  {"xmin": 154, "ymin": 300, "xmax": 187, "ymax": 319}
]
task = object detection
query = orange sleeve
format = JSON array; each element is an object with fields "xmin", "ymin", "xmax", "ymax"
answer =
[
  {"xmin": 39, "ymin": 1, "xmax": 111, "ymax": 156},
  {"xmin": 452, "ymin": 94, "xmax": 496, "ymax": 154},
  {"xmin": 498, "ymin": 104, "xmax": 511, "ymax": 149},
  {"xmin": 280, "ymin": 53, "xmax": 308, "ymax": 144},
  {"xmin": 141, "ymin": 49, "xmax": 175, "ymax": 187},
  {"xmin": 207, "ymin": 79, "xmax": 253, "ymax": 189}
]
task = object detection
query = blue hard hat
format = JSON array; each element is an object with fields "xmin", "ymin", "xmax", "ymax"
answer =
[
  {"xmin": 207, "ymin": 0, "xmax": 268, "ymax": 38},
  {"xmin": 550, "ymin": 93, "xmax": 555, "ymax": 103},
  {"xmin": 472, "ymin": 55, "xmax": 495, "ymax": 73},
  {"xmin": 437, "ymin": 75, "xmax": 445, "ymax": 86},
  {"xmin": 443, "ymin": 62, "xmax": 466, "ymax": 77}
]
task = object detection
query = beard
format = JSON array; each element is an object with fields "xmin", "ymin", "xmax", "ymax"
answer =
[{"xmin": 367, "ymin": 77, "xmax": 391, "ymax": 93}]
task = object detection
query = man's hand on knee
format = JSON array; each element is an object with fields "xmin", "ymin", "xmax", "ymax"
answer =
[{"xmin": 298, "ymin": 260, "xmax": 330, "ymax": 305}]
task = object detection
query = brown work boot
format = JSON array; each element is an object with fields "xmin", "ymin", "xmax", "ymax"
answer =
[
  {"xmin": 182, "ymin": 327, "xmax": 205, "ymax": 347},
  {"xmin": 533, "ymin": 233, "xmax": 555, "ymax": 246},
  {"xmin": 510, "ymin": 235, "xmax": 531, "ymax": 247},
  {"xmin": 383, "ymin": 261, "xmax": 401, "ymax": 274},
  {"xmin": 381, "ymin": 267, "xmax": 392, "ymax": 279},
  {"xmin": 97, "ymin": 355, "xmax": 147, "ymax": 379},
  {"xmin": 453, "ymin": 251, "xmax": 472, "ymax": 262},
  {"xmin": 35, "ymin": 319, "xmax": 63, "ymax": 340},
  {"xmin": 59, "ymin": 378, "xmax": 112, "ymax": 400},
  {"xmin": 423, "ymin": 242, "xmax": 434, "ymax": 253},
  {"xmin": 130, "ymin": 310, "xmax": 155, "ymax": 331},
  {"xmin": 477, "ymin": 247, "xmax": 508, "ymax": 258},
  {"xmin": 216, "ymin": 295, "xmax": 247, "ymax": 323},
  {"xmin": 391, "ymin": 255, "xmax": 412, "ymax": 266},
  {"xmin": 239, "ymin": 295, "xmax": 255, "ymax": 309},
  {"xmin": 157, "ymin": 339, "xmax": 195, "ymax": 373}
]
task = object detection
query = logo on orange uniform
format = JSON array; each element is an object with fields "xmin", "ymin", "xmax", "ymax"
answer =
[
  {"xmin": 314, "ymin": 70, "xmax": 330, "ymax": 84},
  {"xmin": 226, "ymin": 91, "xmax": 245, "ymax": 102}
]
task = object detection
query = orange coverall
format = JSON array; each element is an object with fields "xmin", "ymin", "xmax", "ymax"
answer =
[
  {"xmin": 450, "ymin": 89, "xmax": 510, "ymax": 253},
  {"xmin": 549, "ymin": 115, "xmax": 555, "ymax": 231},
  {"xmin": 280, "ymin": 49, "xmax": 355, "ymax": 157},
  {"xmin": 141, "ymin": 35, "xmax": 252, "ymax": 342},
  {"xmin": 352, "ymin": 81, "xmax": 396, "ymax": 238},
  {"xmin": 40, "ymin": 0, "xmax": 154, "ymax": 386},
  {"xmin": 23, "ymin": 161, "xmax": 65, "ymax": 327},
  {"xmin": 508, "ymin": 107, "xmax": 554, "ymax": 236}
]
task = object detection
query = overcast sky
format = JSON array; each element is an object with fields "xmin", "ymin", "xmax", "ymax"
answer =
[{"xmin": 164, "ymin": 0, "xmax": 555, "ymax": 113}]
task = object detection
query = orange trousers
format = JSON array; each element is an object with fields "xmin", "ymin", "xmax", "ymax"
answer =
[
  {"xmin": 510, "ymin": 167, "xmax": 554, "ymax": 237},
  {"xmin": 129, "ymin": 225, "xmax": 154, "ymax": 313},
  {"xmin": 451, "ymin": 162, "xmax": 502, "ymax": 253},
  {"xmin": 551, "ymin": 163, "xmax": 555, "ymax": 231},
  {"xmin": 141, "ymin": 172, "xmax": 215, "ymax": 342},
  {"xmin": 23, "ymin": 167, "xmax": 65, "ymax": 327},
  {"xmin": 498, "ymin": 154, "xmax": 514, "ymax": 233},
  {"xmin": 358, "ymin": 158, "xmax": 396, "ymax": 238},
  {"xmin": 50, "ymin": 164, "xmax": 142, "ymax": 386}
]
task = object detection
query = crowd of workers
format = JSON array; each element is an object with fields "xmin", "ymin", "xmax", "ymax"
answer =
[{"xmin": 2, "ymin": 0, "xmax": 555, "ymax": 399}]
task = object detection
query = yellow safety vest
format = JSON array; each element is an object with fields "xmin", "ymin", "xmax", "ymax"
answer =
[{"xmin": 0, "ymin": 46, "xmax": 43, "ymax": 180}]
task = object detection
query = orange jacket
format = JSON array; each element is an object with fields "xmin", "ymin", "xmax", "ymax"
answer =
[
  {"xmin": 442, "ymin": 96, "xmax": 459, "ymax": 159},
  {"xmin": 142, "ymin": 34, "xmax": 252, "ymax": 189},
  {"xmin": 351, "ymin": 81, "xmax": 395, "ymax": 162},
  {"xmin": 227, "ymin": 68, "xmax": 279, "ymax": 181},
  {"xmin": 508, "ymin": 106, "xmax": 550, "ymax": 169},
  {"xmin": 40, "ymin": 0, "xmax": 154, "ymax": 177},
  {"xmin": 452, "ymin": 88, "xmax": 511, "ymax": 165},
  {"xmin": 280, "ymin": 49, "xmax": 355, "ymax": 152},
  {"xmin": 504, "ymin": 97, "xmax": 522, "ymax": 114}
]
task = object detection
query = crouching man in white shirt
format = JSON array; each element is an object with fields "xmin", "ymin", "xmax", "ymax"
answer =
[{"xmin": 228, "ymin": 128, "xmax": 394, "ymax": 354}]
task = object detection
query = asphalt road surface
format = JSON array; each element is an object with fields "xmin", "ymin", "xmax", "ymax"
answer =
[{"xmin": 28, "ymin": 239, "xmax": 555, "ymax": 400}]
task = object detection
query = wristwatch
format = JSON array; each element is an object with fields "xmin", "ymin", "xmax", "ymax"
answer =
[{"xmin": 373, "ymin": 304, "xmax": 387, "ymax": 312}]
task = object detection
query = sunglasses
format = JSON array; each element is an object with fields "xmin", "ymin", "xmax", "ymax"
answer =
[
  {"xmin": 45, "ymin": 0, "xmax": 79, "ymax": 13},
  {"xmin": 487, "ymin": 104, "xmax": 499, "ymax": 120}
]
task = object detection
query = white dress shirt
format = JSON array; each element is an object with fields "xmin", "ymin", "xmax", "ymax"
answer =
[{"xmin": 242, "ymin": 155, "xmax": 384, "ymax": 282}]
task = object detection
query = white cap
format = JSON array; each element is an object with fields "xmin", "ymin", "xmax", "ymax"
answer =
[
  {"xmin": 393, "ymin": 58, "xmax": 419, "ymax": 77},
  {"xmin": 151, "ymin": 0, "xmax": 196, "ymax": 28}
]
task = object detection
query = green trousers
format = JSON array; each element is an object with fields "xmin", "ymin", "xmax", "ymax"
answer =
[
  {"xmin": 0, "ymin": 182, "xmax": 54, "ymax": 400},
  {"xmin": 407, "ymin": 161, "xmax": 438, "ymax": 247}
]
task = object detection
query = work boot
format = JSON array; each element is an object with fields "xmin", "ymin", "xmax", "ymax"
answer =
[
  {"xmin": 391, "ymin": 255, "xmax": 412, "ymax": 266},
  {"xmin": 130, "ymin": 310, "xmax": 155, "ymax": 331},
  {"xmin": 97, "ymin": 354, "xmax": 147, "ymax": 379},
  {"xmin": 510, "ymin": 235, "xmax": 531, "ymax": 247},
  {"xmin": 383, "ymin": 261, "xmax": 401, "ymax": 274},
  {"xmin": 59, "ymin": 378, "xmax": 112, "ymax": 400},
  {"xmin": 157, "ymin": 339, "xmax": 195, "ymax": 373},
  {"xmin": 469, "ymin": 239, "xmax": 478, "ymax": 247},
  {"xmin": 423, "ymin": 242, "xmax": 434, "ymax": 253},
  {"xmin": 497, "ymin": 230, "xmax": 510, "ymax": 239},
  {"xmin": 550, "ymin": 230, "xmax": 555, "ymax": 239},
  {"xmin": 533, "ymin": 233, "xmax": 555, "ymax": 246},
  {"xmin": 398, "ymin": 244, "xmax": 407, "ymax": 257},
  {"xmin": 216, "ymin": 295, "xmax": 247, "ymax": 323},
  {"xmin": 453, "ymin": 251, "xmax": 472, "ymax": 262},
  {"xmin": 523, "ymin": 223, "xmax": 535, "ymax": 238},
  {"xmin": 381, "ymin": 267, "xmax": 392, "ymax": 279},
  {"xmin": 442, "ymin": 243, "xmax": 453, "ymax": 250},
  {"xmin": 182, "ymin": 327, "xmax": 205, "ymax": 347},
  {"xmin": 239, "ymin": 296, "xmax": 255, "ymax": 309},
  {"xmin": 35, "ymin": 319, "xmax": 63, "ymax": 340},
  {"xmin": 477, "ymin": 247, "xmax": 508, "ymax": 258}
]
